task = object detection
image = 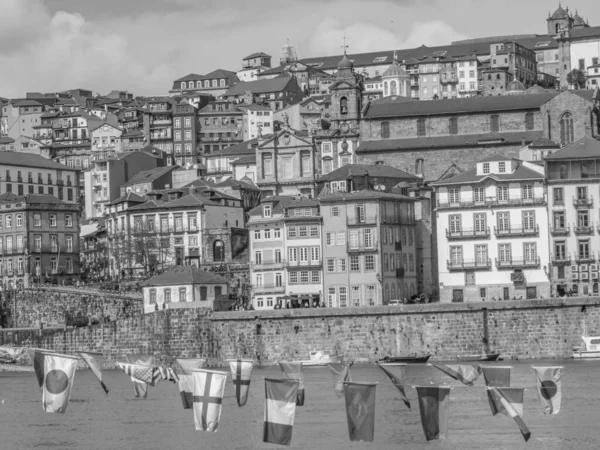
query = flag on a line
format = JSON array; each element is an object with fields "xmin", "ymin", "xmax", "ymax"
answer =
[
  {"xmin": 532, "ymin": 366, "xmax": 562, "ymax": 415},
  {"xmin": 482, "ymin": 366, "xmax": 511, "ymax": 415},
  {"xmin": 433, "ymin": 364, "xmax": 482, "ymax": 386},
  {"xmin": 28, "ymin": 348, "xmax": 47, "ymax": 388},
  {"xmin": 126, "ymin": 354, "xmax": 154, "ymax": 399},
  {"xmin": 192, "ymin": 369, "xmax": 228, "ymax": 432},
  {"xmin": 376, "ymin": 363, "xmax": 411, "ymax": 409},
  {"xmin": 227, "ymin": 359, "xmax": 254, "ymax": 407},
  {"xmin": 175, "ymin": 358, "xmax": 205, "ymax": 409},
  {"xmin": 263, "ymin": 378, "xmax": 299, "ymax": 446},
  {"xmin": 115, "ymin": 362, "xmax": 156, "ymax": 385},
  {"xmin": 328, "ymin": 362, "xmax": 353, "ymax": 398},
  {"xmin": 416, "ymin": 386, "xmax": 451, "ymax": 441},
  {"xmin": 344, "ymin": 382, "xmax": 376, "ymax": 442},
  {"xmin": 279, "ymin": 361, "xmax": 305, "ymax": 406},
  {"xmin": 79, "ymin": 351, "xmax": 109, "ymax": 394},
  {"xmin": 156, "ymin": 366, "xmax": 179, "ymax": 383},
  {"xmin": 487, "ymin": 387, "xmax": 531, "ymax": 442},
  {"xmin": 42, "ymin": 353, "xmax": 79, "ymax": 414}
]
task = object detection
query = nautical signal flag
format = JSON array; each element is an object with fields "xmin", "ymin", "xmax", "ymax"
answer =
[
  {"xmin": 416, "ymin": 386, "xmax": 451, "ymax": 441},
  {"xmin": 343, "ymin": 382, "xmax": 376, "ymax": 442},
  {"xmin": 42, "ymin": 353, "xmax": 79, "ymax": 414},
  {"xmin": 482, "ymin": 366, "xmax": 512, "ymax": 415},
  {"xmin": 328, "ymin": 362, "xmax": 353, "ymax": 398},
  {"xmin": 279, "ymin": 361, "xmax": 305, "ymax": 406},
  {"xmin": 532, "ymin": 366, "xmax": 562, "ymax": 414},
  {"xmin": 263, "ymin": 378, "xmax": 299, "ymax": 446},
  {"xmin": 192, "ymin": 369, "xmax": 228, "ymax": 432},
  {"xmin": 115, "ymin": 362, "xmax": 156, "ymax": 385},
  {"xmin": 433, "ymin": 364, "xmax": 482, "ymax": 386},
  {"xmin": 227, "ymin": 359, "xmax": 254, "ymax": 407},
  {"xmin": 28, "ymin": 348, "xmax": 47, "ymax": 388},
  {"xmin": 79, "ymin": 351, "xmax": 109, "ymax": 394},
  {"xmin": 486, "ymin": 387, "xmax": 531, "ymax": 442},
  {"xmin": 126, "ymin": 354, "xmax": 154, "ymax": 399},
  {"xmin": 175, "ymin": 358, "xmax": 205, "ymax": 409},
  {"xmin": 376, "ymin": 363, "xmax": 411, "ymax": 409}
]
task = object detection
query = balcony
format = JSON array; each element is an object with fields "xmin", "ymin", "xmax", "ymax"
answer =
[
  {"xmin": 446, "ymin": 227, "xmax": 490, "ymax": 240},
  {"xmin": 253, "ymin": 284, "xmax": 286, "ymax": 294},
  {"xmin": 437, "ymin": 196, "xmax": 546, "ymax": 209},
  {"xmin": 575, "ymin": 251, "xmax": 596, "ymax": 263},
  {"xmin": 347, "ymin": 241, "xmax": 378, "ymax": 253},
  {"xmin": 347, "ymin": 215, "xmax": 378, "ymax": 226},
  {"xmin": 251, "ymin": 260, "xmax": 286, "ymax": 270},
  {"xmin": 206, "ymin": 167, "xmax": 232, "ymax": 175},
  {"xmin": 550, "ymin": 225, "xmax": 570, "ymax": 236},
  {"xmin": 573, "ymin": 195, "xmax": 593, "ymax": 208},
  {"xmin": 447, "ymin": 258, "xmax": 492, "ymax": 271},
  {"xmin": 151, "ymin": 119, "xmax": 172, "ymax": 126},
  {"xmin": 494, "ymin": 225, "xmax": 539, "ymax": 238},
  {"xmin": 495, "ymin": 257, "xmax": 541, "ymax": 270},
  {"xmin": 551, "ymin": 253, "xmax": 571, "ymax": 265},
  {"xmin": 574, "ymin": 223, "xmax": 595, "ymax": 235},
  {"xmin": 287, "ymin": 259, "xmax": 322, "ymax": 269}
]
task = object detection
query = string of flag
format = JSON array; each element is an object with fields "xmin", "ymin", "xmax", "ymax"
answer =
[{"xmin": 20, "ymin": 349, "xmax": 564, "ymax": 446}]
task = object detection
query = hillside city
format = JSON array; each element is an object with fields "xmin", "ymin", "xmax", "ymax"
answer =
[{"xmin": 1, "ymin": 5, "xmax": 600, "ymax": 311}]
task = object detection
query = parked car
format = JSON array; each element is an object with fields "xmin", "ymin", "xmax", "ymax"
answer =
[{"xmin": 388, "ymin": 299, "xmax": 403, "ymax": 306}]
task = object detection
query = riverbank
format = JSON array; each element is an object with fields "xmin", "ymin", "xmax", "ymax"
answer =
[{"xmin": 0, "ymin": 363, "xmax": 32, "ymax": 372}]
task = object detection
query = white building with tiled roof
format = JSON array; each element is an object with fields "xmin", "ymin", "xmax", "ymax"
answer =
[{"xmin": 432, "ymin": 154, "xmax": 550, "ymax": 302}]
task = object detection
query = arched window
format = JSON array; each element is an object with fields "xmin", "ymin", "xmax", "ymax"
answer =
[
  {"xmin": 213, "ymin": 240, "xmax": 224, "ymax": 262},
  {"xmin": 390, "ymin": 80, "xmax": 397, "ymax": 95},
  {"xmin": 555, "ymin": 23, "xmax": 560, "ymax": 34},
  {"xmin": 181, "ymin": 82, "xmax": 186, "ymax": 90},
  {"xmin": 384, "ymin": 82, "xmax": 388, "ymax": 96},
  {"xmin": 204, "ymin": 80, "xmax": 210, "ymax": 88},
  {"xmin": 381, "ymin": 121, "xmax": 390, "ymax": 139},
  {"xmin": 196, "ymin": 81, "xmax": 202, "ymax": 89},
  {"xmin": 560, "ymin": 112, "xmax": 574, "ymax": 146},
  {"xmin": 340, "ymin": 96, "xmax": 348, "ymax": 115}
]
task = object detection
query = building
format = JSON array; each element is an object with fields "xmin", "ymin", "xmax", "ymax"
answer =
[
  {"xmin": 319, "ymin": 190, "xmax": 418, "ymax": 305},
  {"xmin": 587, "ymin": 63, "xmax": 600, "ymax": 88},
  {"xmin": 273, "ymin": 97, "xmax": 322, "ymax": 134},
  {"xmin": 544, "ymin": 136, "xmax": 600, "ymax": 296},
  {"xmin": 106, "ymin": 189, "xmax": 244, "ymax": 279},
  {"xmin": 142, "ymin": 97, "xmax": 175, "ymax": 158},
  {"xmin": 172, "ymin": 101, "xmax": 199, "ymax": 167},
  {"xmin": 381, "ymin": 55, "xmax": 410, "ymax": 99},
  {"xmin": 197, "ymin": 100, "xmax": 244, "ymax": 155},
  {"xmin": 316, "ymin": 162, "xmax": 421, "ymax": 193},
  {"xmin": 0, "ymin": 152, "xmax": 79, "ymax": 203},
  {"xmin": 363, "ymin": 76, "xmax": 383, "ymax": 102},
  {"xmin": 0, "ymin": 193, "xmax": 81, "ymax": 288},
  {"xmin": 456, "ymin": 55, "xmax": 480, "ymax": 98},
  {"xmin": 170, "ymin": 69, "xmax": 239, "ymax": 97},
  {"xmin": 90, "ymin": 122, "xmax": 123, "ymax": 160},
  {"xmin": 230, "ymin": 154, "xmax": 257, "ymax": 183},
  {"xmin": 204, "ymin": 139, "xmax": 258, "ymax": 183},
  {"xmin": 0, "ymin": 137, "xmax": 15, "ymax": 152},
  {"xmin": 239, "ymin": 104, "xmax": 274, "ymax": 140},
  {"xmin": 120, "ymin": 129, "xmax": 147, "ymax": 152},
  {"xmin": 80, "ymin": 220, "xmax": 108, "ymax": 281},
  {"xmin": 432, "ymin": 154, "xmax": 550, "ymax": 302},
  {"xmin": 83, "ymin": 147, "xmax": 165, "ymax": 220},
  {"xmin": 237, "ymin": 52, "xmax": 272, "ymax": 82},
  {"xmin": 142, "ymin": 266, "xmax": 228, "ymax": 313},
  {"xmin": 518, "ymin": 137, "xmax": 561, "ymax": 162},
  {"xmin": 119, "ymin": 165, "xmax": 179, "ymax": 197},
  {"xmin": 489, "ymin": 41, "xmax": 538, "ymax": 88},
  {"xmin": 222, "ymin": 76, "xmax": 304, "ymax": 111},
  {"xmin": 0, "ymin": 100, "xmax": 44, "ymax": 151}
]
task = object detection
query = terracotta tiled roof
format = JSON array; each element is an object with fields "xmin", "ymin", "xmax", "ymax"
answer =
[
  {"xmin": 317, "ymin": 163, "xmax": 419, "ymax": 182},
  {"xmin": 544, "ymin": 136, "xmax": 600, "ymax": 160},
  {"xmin": 431, "ymin": 162, "xmax": 543, "ymax": 186}
]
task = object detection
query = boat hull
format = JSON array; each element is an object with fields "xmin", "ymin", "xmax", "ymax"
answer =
[
  {"xmin": 573, "ymin": 351, "xmax": 600, "ymax": 359},
  {"xmin": 379, "ymin": 355, "xmax": 431, "ymax": 364},
  {"xmin": 456, "ymin": 353, "xmax": 500, "ymax": 362},
  {"xmin": 297, "ymin": 356, "xmax": 343, "ymax": 366}
]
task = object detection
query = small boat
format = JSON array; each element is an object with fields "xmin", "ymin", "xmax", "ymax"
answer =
[
  {"xmin": 573, "ymin": 336, "xmax": 600, "ymax": 359},
  {"xmin": 456, "ymin": 353, "xmax": 501, "ymax": 362},
  {"xmin": 296, "ymin": 351, "xmax": 343, "ymax": 367},
  {"xmin": 379, "ymin": 354, "xmax": 431, "ymax": 364}
]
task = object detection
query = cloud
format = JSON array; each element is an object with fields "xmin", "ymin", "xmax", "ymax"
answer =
[
  {"xmin": 306, "ymin": 18, "xmax": 469, "ymax": 56},
  {"xmin": 0, "ymin": 0, "xmax": 51, "ymax": 52}
]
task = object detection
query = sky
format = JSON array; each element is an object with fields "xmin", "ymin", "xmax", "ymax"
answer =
[{"xmin": 1, "ymin": 0, "xmax": 599, "ymax": 98}]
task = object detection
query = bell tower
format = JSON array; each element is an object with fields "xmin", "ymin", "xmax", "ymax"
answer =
[{"xmin": 329, "ymin": 38, "xmax": 363, "ymax": 132}]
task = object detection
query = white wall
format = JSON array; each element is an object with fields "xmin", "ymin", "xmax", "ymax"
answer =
[{"xmin": 571, "ymin": 40, "xmax": 600, "ymax": 72}]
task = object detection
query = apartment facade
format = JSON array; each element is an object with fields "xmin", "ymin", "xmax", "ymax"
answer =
[
  {"xmin": 433, "ymin": 154, "xmax": 550, "ymax": 302},
  {"xmin": 173, "ymin": 101, "xmax": 199, "ymax": 166},
  {"xmin": 197, "ymin": 100, "xmax": 244, "ymax": 155}
]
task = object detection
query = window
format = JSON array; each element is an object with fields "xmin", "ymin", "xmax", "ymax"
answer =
[
  {"xmin": 364, "ymin": 229, "xmax": 373, "ymax": 248},
  {"xmin": 289, "ymin": 272, "xmax": 298, "ymax": 284},
  {"xmin": 179, "ymin": 288, "xmax": 187, "ymax": 302},
  {"xmin": 560, "ymin": 112, "xmax": 574, "ymax": 146},
  {"xmin": 16, "ymin": 235, "xmax": 23, "ymax": 251},
  {"xmin": 264, "ymin": 229, "xmax": 271, "ymax": 239},
  {"xmin": 366, "ymin": 285, "xmax": 376, "ymax": 306},
  {"xmin": 331, "ymin": 206, "xmax": 340, "ymax": 217},
  {"xmin": 34, "ymin": 214, "xmax": 41, "ymax": 226},
  {"xmin": 254, "ymin": 230, "xmax": 261, "ymax": 240},
  {"xmin": 579, "ymin": 240, "xmax": 590, "ymax": 258},
  {"xmin": 66, "ymin": 235, "xmax": 73, "ymax": 252},
  {"xmin": 483, "ymin": 163, "xmax": 490, "ymax": 174},
  {"xmin": 474, "ymin": 213, "xmax": 486, "ymax": 233},
  {"xmin": 34, "ymin": 235, "xmax": 41, "ymax": 252},
  {"xmin": 365, "ymin": 255, "xmax": 375, "ymax": 271},
  {"xmin": 497, "ymin": 212, "xmax": 510, "ymax": 232},
  {"xmin": 300, "ymin": 271, "xmax": 309, "ymax": 283},
  {"xmin": 288, "ymin": 227, "xmax": 296, "ymax": 238},
  {"xmin": 522, "ymin": 184, "xmax": 533, "ymax": 200},
  {"xmin": 523, "ymin": 211, "xmax": 535, "ymax": 230},
  {"xmin": 49, "ymin": 214, "xmax": 57, "ymax": 227},
  {"xmin": 5, "ymin": 215, "xmax": 11, "ymax": 228},
  {"xmin": 164, "ymin": 289, "xmax": 171, "ymax": 303},
  {"xmin": 311, "ymin": 271, "xmax": 320, "ymax": 283},
  {"xmin": 498, "ymin": 244, "xmax": 511, "ymax": 262},
  {"xmin": 254, "ymin": 251, "xmax": 262, "ymax": 264},
  {"xmin": 449, "ymin": 117, "xmax": 458, "ymax": 135},
  {"xmin": 578, "ymin": 210, "xmax": 589, "ymax": 228},
  {"xmin": 524, "ymin": 243, "xmax": 537, "ymax": 262},
  {"xmin": 475, "ymin": 245, "xmax": 488, "ymax": 264},
  {"xmin": 450, "ymin": 246, "xmax": 463, "ymax": 264},
  {"xmin": 310, "ymin": 225, "xmax": 319, "ymax": 237},
  {"xmin": 448, "ymin": 188, "xmax": 460, "ymax": 204},
  {"xmin": 490, "ymin": 114, "xmax": 499, "ymax": 132},
  {"xmin": 497, "ymin": 185, "xmax": 508, "ymax": 201},
  {"xmin": 16, "ymin": 214, "xmax": 22, "ymax": 227},
  {"xmin": 339, "ymin": 287, "xmax": 347, "ymax": 307},
  {"xmin": 282, "ymin": 156, "xmax": 293, "ymax": 179},
  {"xmin": 327, "ymin": 258, "xmax": 335, "ymax": 272},
  {"xmin": 184, "ymin": 117, "xmax": 191, "ymax": 127},
  {"xmin": 274, "ymin": 228, "xmax": 281, "ymax": 239},
  {"xmin": 298, "ymin": 226, "xmax": 308, "ymax": 237},
  {"xmin": 474, "ymin": 187, "xmax": 485, "ymax": 203},
  {"xmin": 337, "ymin": 258, "xmax": 346, "ymax": 272},
  {"xmin": 449, "ymin": 215, "xmax": 461, "ymax": 234},
  {"xmin": 150, "ymin": 289, "xmax": 157, "ymax": 305},
  {"xmin": 328, "ymin": 287, "xmax": 337, "ymax": 308},
  {"xmin": 417, "ymin": 118, "xmax": 426, "ymax": 136},
  {"xmin": 350, "ymin": 255, "xmax": 360, "ymax": 272},
  {"xmin": 381, "ymin": 121, "xmax": 390, "ymax": 139},
  {"xmin": 264, "ymin": 205, "xmax": 271, "ymax": 217},
  {"xmin": 553, "ymin": 187, "xmax": 564, "ymax": 205},
  {"xmin": 525, "ymin": 112, "xmax": 534, "ymax": 130}
]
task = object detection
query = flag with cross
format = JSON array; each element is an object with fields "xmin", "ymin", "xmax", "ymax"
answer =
[
  {"xmin": 175, "ymin": 358, "xmax": 205, "ymax": 409},
  {"xmin": 227, "ymin": 359, "xmax": 254, "ymax": 407},
  {"xmin": 193, "ymin": 369, "xmax": 228, "ymax": 432}
]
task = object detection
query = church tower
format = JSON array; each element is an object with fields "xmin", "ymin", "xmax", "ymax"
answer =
[
  {"xmin": 329, "ymin": 51, "xmax": 363, "ymax": 132},
  {"xmin": 547, "ymin": 4, "xmax": 574, "ymax": 35},
  {"xmin": 381, "ymin": 51, "xmax": 410, "ymax": 98}
]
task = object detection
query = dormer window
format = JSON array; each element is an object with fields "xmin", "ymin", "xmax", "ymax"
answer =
[
  {"xmin": 499, "ymin": 162, "xmax": 506, "ymax": 173},
  {"xmin": 483, "ymin": 163, "xmax": 490, "ymax": 174},
  {"xmin": 264, "ymin": 205, "xmax": 272, "ymax": 217}
]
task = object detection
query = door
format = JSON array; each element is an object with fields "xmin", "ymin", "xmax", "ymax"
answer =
[
  {"xmin": 503, "ymin": 287, "xmax": 510, "ymax": 300},
  {"xmin": 213, "ymin": 240, "xmax": 224, "ymax": 262},
  {"xmin": 452, "ymin": 289, "xmax": 463, "ymax": 303},
  {"xmin": 526, "ymin": 287, "xmax": 537, "ymax": 299},
  {"xmin": 200, "ymin": 287, "xmax": 207, "ymax": 301},
  {"xmin": 214, "ymin": 286, "xmax": 222, "ymax": 300}
]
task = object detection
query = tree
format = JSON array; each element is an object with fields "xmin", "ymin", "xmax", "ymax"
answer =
[{"xmin": 566, "ymin": 69, "xmax": 587, "ymax": 89}]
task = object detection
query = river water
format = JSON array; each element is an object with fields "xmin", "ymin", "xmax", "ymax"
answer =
[{"xmin": 0, "ymin": 359, "xmax": 597, "ymax": 449}]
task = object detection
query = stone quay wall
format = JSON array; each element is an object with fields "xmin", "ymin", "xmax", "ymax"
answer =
[{"xmin": 3, "ymin": 297, "xmax": 600, "ymax": 366}]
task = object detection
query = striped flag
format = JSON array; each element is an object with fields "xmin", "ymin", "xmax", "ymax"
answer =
[
  {"xmin": 156, "ymin": 366, "xmax": 179, "ymax": 383},
  {"xmin": 227, "ymin": 359, "xmax": 254, "ymax": 407},
  {"xmin": 42, "ymin": 353, "xmax": 79, "ymax": 414},
  {"xmin": 192, "ymin": 369, "xmax": 228, "ymax": 432},
  {"xmin": 344, "ymin": 382, "xmax": 376, "ymax": 442},
  {"xmin": 482, "ymin": 366, "xmax": 511, "ymax": 415},
  {"xmin": 487, "ymin": 387, "xmax": 531, "ymax": 442},
  {"xmin": 416, "ymin": 386, "xmax": 451, "ymax": 441},
  {"xmin": 115, "ymin": 362, "xmax": 156, "ymax": 385},
  {"xmin": 126, "ymin": 354, "xmax": 154, "ymax": 399},
  {"xmin": 175, "ymin": 358, "xmax": 205, "ymax": 409},
  {"xmin": 263, "ymin": 378, "xmax": 299, "ymax": 446},
  {"xmin": 376, "ymin": 363, "xmax": 411, "ymax": 409},
  {"xmin": 328, "ymin": 362, "xmax": 353, "ymax": 398},
  {"xmin": 79, "ymin": 351, "xmax": 109, "ymax": 394},
  {"xmin": 433, "ymin": 364, "xmax": 482, "ymax": 386},
  {"xmin": 279, "ymin": 361, "xmax": 305, "ymax": 406},
  {"xmin": 532, "ymin": 366, "xmax": 562, "ymax": 414}
]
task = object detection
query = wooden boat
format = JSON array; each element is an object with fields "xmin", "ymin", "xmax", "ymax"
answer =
[
  {"xmin": 296, "ymin": 351, "xmax": 343, "ymax": 367},
  {"xmin": 379, "ymin": 354, "xmax": 431, "ymax": 364},
  {"xmin": 456, "ymin": 353, "xmax": 501, "ymax": 362},
  {"xmin": 573, "ymin": 336, "xmax": 600, "ymax": 359}
]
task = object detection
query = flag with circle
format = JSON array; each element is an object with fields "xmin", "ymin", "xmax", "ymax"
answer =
[
  {"xmin": 532, "ymin": 366, "xmax": 562, "ymax": 414},
  {"xmin": 42, "ymin": 353, "xmax": 79, "ymax": 414}
]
